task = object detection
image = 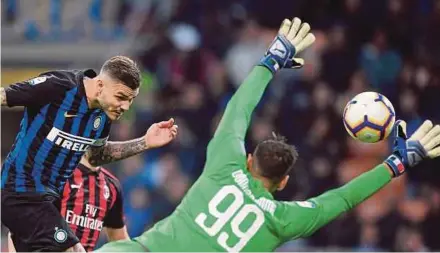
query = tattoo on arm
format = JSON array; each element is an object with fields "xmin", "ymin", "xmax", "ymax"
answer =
[
  {"xmin": 1, "ymin": 87, "xmax": 7, "ymax": 106},
  {"xmin": 85, "ymin": 137, "xmax": 147, "ymax": 166}
]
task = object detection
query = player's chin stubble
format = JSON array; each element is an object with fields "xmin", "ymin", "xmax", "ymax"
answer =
[
  {"xmin": 109, "ymin": 110, "xmax": 122, "ymax": 121},
  {"xmin": 114, "ymin": 113, "xmax": 122, "ymax": 120}
]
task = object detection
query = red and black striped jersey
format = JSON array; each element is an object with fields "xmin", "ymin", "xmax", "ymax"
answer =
[{"xmin": 60, "ymin": 163, "xmax": 124, "ymax": 251}]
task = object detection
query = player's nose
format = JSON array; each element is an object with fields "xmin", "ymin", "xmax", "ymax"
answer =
[{"xmin": 120, "ymin": 101, "xmax": 130, "ymax": 111}]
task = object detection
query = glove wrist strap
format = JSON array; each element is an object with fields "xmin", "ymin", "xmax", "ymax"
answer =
[
  {"xmin": 258, "ymin": 55, "xmax": 280, "ymax": 75},
  {"xmin": 384, "ymin": 154, "xmax": 406, "ymax": 177}
]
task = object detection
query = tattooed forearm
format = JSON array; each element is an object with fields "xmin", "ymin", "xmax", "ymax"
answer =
[
  {"xmin": 85, "ymin": 137, "xmax": 147, "ymax": 166},
  {"xmin": 1, "ymin": 87, "xmax": 7, "ymax": 106}
]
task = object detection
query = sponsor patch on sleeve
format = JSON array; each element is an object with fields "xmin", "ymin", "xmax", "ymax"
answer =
[
  {"xmin": 295, "ymin": 201, "xmax": 316, "ymax": 208},
  {"xmin": 28, "ymin": 76, "xmax": 47, "ymax": 85}
]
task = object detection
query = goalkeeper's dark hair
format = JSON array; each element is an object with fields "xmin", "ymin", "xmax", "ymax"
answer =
[{"xmin": 253, "ymin": 132, "xmax": 298, "ymax": 182}]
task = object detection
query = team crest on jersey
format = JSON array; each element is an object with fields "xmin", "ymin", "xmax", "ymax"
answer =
[
  {"xmin": 93, "ymin": 116, "xmax": 102, "ymax": 130},
  {"xmin": 54, "ymin": 227, "xmax": 67, "ymax": 243},
  {"xmin": 103, "ymin": 184, "xmax": 110, "ymax": 200},
  {"xmin": 28, "ymin": 76, "xmax": 47, "ymax": 85}
]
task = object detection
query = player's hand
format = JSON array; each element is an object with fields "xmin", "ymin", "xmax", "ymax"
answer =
[
  {"xmin": 259, "ymin": 17, "xmax": 316, "ymax": 74},
  {"xmin": 384, "ymin": 120, "xmax": 440, "ymax": 177},
  {"xmin": 144, "ymin": 118, "xmax": 178, "ymax": 148}
]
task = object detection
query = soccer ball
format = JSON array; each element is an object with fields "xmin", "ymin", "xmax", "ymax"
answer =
[{"xmin": 343, "ymin": 92, "xmax": 396, "ymax": 143}]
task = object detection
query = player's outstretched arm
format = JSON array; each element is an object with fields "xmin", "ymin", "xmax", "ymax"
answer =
[
  {"xmin": 85, "ymin": 118, "xmax": 178, "ymax": 166},
  {"xmin": 85, "ymin": 137, "xmax": 147, "ymax": 166},
  {"xmin": 213, "ymin": 18, "xmax": 315, "ymax": 140},
  {"xmin": 281, "ymin": 120, "xmax": 440, "ymax": 239}
]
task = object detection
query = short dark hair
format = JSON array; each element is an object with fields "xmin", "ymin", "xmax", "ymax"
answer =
[
  {"xmin": 253, "ymin": 133, "xmax": 298, "ymax": 182},
  {"xmin": 101, "ymin": 56, "xmax": 141, "ymax": 89}
]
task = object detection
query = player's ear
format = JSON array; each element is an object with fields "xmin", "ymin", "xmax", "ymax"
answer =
[
  {"xmin": 277, "ymin": 175, "xmax": 289, "ymax": 191},
  {"xmin": 246, "ymin": 154, "xmax": 253, "ymax": 172},
  {"xmin": 96, "ymin": 79, "xmax": 104, "ymax": 90},
  {"xmin": 96, "ymin": 79, "xmax": 104, "ymax": 96}
]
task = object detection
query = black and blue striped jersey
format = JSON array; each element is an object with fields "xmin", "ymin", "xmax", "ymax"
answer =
[{"xmin": 1, "ymin": 70, "xmax": 112, "ymax": 193}]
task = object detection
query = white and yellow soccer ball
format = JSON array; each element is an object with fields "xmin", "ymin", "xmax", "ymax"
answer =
[{"xmin": 343, "ymin": 91, "xmax": 396, "ymax": 143}]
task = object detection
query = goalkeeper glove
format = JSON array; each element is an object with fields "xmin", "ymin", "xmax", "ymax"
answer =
[
  {"xmin": 384, "ymin": 120, "xmax": 440, "ymax": 177},
  {"xmin": 259, "ymin": 17, "xmax": 316, "ymax": 74}
]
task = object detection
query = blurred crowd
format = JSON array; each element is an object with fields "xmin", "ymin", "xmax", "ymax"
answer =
[{"xmin": 2, "ymin": 0, "xmax": 440, "ymax": 251}]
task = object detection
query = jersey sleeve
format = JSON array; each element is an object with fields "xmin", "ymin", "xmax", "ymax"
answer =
[
  {"xmin": 204, "ymin": 66, "xmax": 273, "ymax": 177},
  {"xmin": 4, "ymin": 71, "xmax": 76, "ymax": 107},
  {"xmin": 103, "ymin": 180, "xmax": 125, "ymax": 229},
  {"xmin": 277, "ymin": 164, "xmax": 392, "ymax": 240}
]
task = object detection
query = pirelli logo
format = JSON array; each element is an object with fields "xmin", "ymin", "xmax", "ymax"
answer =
[{"xmin": 47, "ymin": 127, "xmax": 108, "ymax": 151}]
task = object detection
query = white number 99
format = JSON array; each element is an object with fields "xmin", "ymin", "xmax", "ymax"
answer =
[{"xmin": 195, "ymin": 185, "xmax": 264, "ymax": 252}]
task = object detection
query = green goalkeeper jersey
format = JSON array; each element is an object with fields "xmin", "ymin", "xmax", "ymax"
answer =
[{"xmin": 130, "ymin": 66, "xmax": 392, "ymax": 252}]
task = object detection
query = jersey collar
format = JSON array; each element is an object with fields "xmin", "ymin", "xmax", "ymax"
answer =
[{"xmin": 77, "ymin": 69, "xmax": 97, "ymax": 100}]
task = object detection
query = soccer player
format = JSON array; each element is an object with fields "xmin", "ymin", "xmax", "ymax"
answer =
[
  {"xmin": 96, "ymin": 18, "xmax": 440, "ymax": 252},
  {"xmin": 8, "ymin": 156, "xmax": 128, "ymax": 252},
  {"xmin": 1, "ymin": 56, "xmax": 178, "ymax": 252}
]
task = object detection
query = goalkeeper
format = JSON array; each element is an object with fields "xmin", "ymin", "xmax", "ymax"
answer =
[{"xmin": 96, "ymin": 17, "xmax": 440, "ymax": 252}]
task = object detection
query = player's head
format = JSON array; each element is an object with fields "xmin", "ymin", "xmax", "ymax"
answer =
[
  {"xmin": 247, "ymin": 133, "xmax": 298, "ymax": 193},
  {"xmin": 95, "ymin": 56, "xmax": 141, "ymax": 120}
]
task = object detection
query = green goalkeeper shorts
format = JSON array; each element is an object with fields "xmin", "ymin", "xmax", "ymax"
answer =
[{"xmin": 94, "ymin": 239, "xmax": 149, "ymax": 252}]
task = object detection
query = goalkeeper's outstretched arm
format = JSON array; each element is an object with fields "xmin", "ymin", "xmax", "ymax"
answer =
[
  {"xmin": 213, "ymin": 67, "xmax": 272, "ymax": 140},
  {"xmin": 282, "ymin": 120, "xmax": 440, "ymax": 239},
  {"xmin": 298, "ymin": 163, "xmax": 393, "ymax": 237},
  {"xmin": 204, "ymin": 18, "xmax": 315, "ymax": 174},
  {"xmin": 203, "ymin": 18, "xmax": 315, "ymax": 176},
  {"xmin": 213, "ymin": 18, "xmax": 315, "ymax": 141}
]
